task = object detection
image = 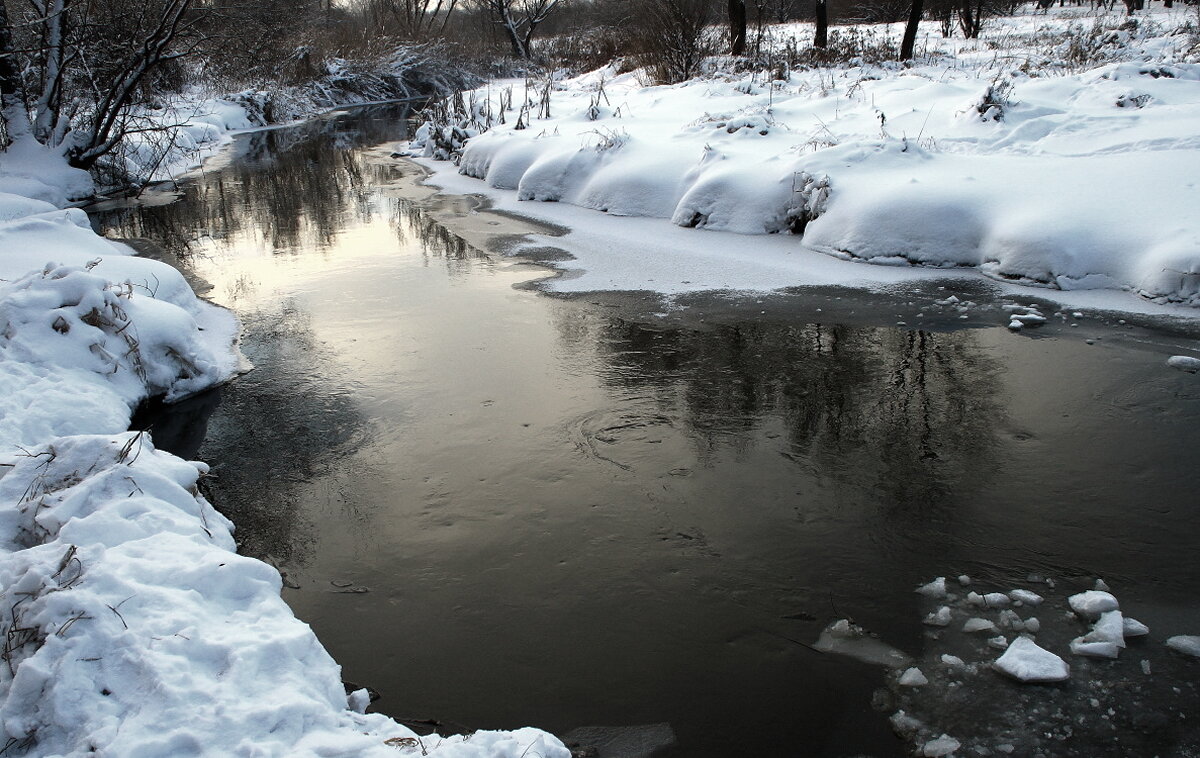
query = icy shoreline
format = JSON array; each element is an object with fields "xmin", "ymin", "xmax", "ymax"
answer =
[
  {"xmin": 0, "ymin": 103, "xmax": 566, "ymax": 756},
  {"xmin": 407, "ymin": 5, "xmax": 1200, "ymax": 310}
]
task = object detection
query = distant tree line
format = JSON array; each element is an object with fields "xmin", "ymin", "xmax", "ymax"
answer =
[{"xmin": 2, "ymin": 0, "xmax": 1186, "ymax": 175}]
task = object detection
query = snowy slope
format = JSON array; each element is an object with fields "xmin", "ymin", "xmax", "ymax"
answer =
[{"xmin": 410, "ymin": 6, "xmax": 1200, "ymax": 305}]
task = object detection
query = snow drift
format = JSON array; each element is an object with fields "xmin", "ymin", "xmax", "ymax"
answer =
[{"xmin": 411, "ymin": 7, "xmax": 1200, "ymax": 305}]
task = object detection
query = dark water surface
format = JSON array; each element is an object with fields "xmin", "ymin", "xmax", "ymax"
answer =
[{"xmin": 95, "ymin": 104, "xmax": 1200, "ymax": 757}]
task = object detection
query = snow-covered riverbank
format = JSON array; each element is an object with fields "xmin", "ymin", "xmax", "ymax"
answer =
[
  {"xmin": 409, "ymin": 4, "xmax": 1200, "ymax": 311},
  {"xmin": 0, "ymin": 104, "xmax": 566, "ymax": 756}
]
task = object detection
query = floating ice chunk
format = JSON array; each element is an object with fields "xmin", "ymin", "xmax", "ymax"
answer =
[
  {"xmin": 1165, "ymin": 635, "xmax": 1200, "ymax": 657},
  {"xmin": 993, "ymin": 637, "xmax": 1070, "ymax": 682},
  {"xmin": 1012, "ymin": 312, "xmax": 1046, "ymax": 325},
  {"xmin": 1072, "ymin": 312, "xmax": 1084, "ymax": 319},
  {"xmin": 1070, "ymin": 638, "xmax": 1120, "ymax": 658},
  {"xmin": 1068, "ymin": 590, "xmax": 1119, "ymax": 621},
  {"xmin": 890, "ymin": 710, "xmax": 923, "ymax": 736},
  {"xmin": 957, "ymin": 575, "xmax": 971, "ymax": 586},
  {"xmin": 1123, "ymin": 617, "xmax": 1150, "ymax": 638},
  {"xmin": 967, "ymin": 591, "xmax": 1009, "ymax": 607},
  {"xmin": 998, "ymin": 610, "xmax": 1024, "ymax": 631},
  {"xmin": 989, "ymin": 636, "xmax": 1010, "ymax": 650},
  {"xmin": 1007, "ymin": 318, "xmax": 1024, "ymax": 330},
  {"xmin": 921, "ymin": 735, "xmax": 962, "ymax": 757},
  {"xmin": 813, "ymin": 619, "xmax": 912, "ymax": 668},
  {"xmin": 1167, "ymin": 356, "xmax": 1200, "ymax": 373},
  {"xmin": 1095, "ymin": 579, "xmax": 1111, "ymax": 591},
  {"xmin": 924, "ymin": 606, "xmax": 952, "ymax": 627},
  {"xmin": 1141, "ymin": 659, "xmax": 1152, "ymax": 675},
  {"xmin": 899, "ymin": 667, "xmax": 929, "ymax": 687},
  {"xmin": 964, "ymin": 618, "xmax": 999, "ymax": 634},
  {"xmin": 941, "ymin": 654, "xmax": 965, "ymax": 668},
  {"xmin": 1024, "ymin": 617, "xmax": 1041, "ymax": 634},
  {"xmin": 1009, "ymin": 589, "xmax": 1043, "ymax": 606},
  {"xmin": 1086, "ymin": 610, "xmax": 1126, "ymax": 648},
  {"xmin": 917, "ymin": 577, "xmax": 948, "ymax": 598}
]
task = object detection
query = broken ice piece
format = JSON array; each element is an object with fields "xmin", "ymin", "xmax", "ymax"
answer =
[
  {"xmin": 1123, "ymin": 617, "xmax": 1150, "ymax": 638},
  {"xmin": 1085, "ymin": 610, "xmax": 1126, "ymax": 648},
  {"xmin": 1165, "ymin": 635, "xmax": 1200, "ymax": 658},
  {"xmin": 813, "ymin": 619, "xmax": 912, "ymax": 668},
  {"xmin": 1012, "ymin": 312, "xmax": 1046, "ymax": 325},
  {"xmin": 890, "ymin": 710, "xmax": 923, "ymax": 737},
  {"xmin": 1095, "ymin": 579, "xmax": 1111, "ymax": 592},
  {"xmin": 899, "ymin": 667, "xmax": 929, "ymax": 687},
  {"xmin": 967, "ymin": 591, "xmax": 1010, "ymax": 608},
  {"xmin": 1141, "ymin": 659, "xmax": 1151, "ymax": 675},
  {"xmin": 941, "ymin": 654, "xmax": 965, "ymax": 668},
  {"xmin": 1070, "ymin": 638, "xmax": 1120, "ymax": 659},
  {"xmin": 1009, "ymin": 589, "xmax": 1043, "ymax": 606},
  {"xmin": 988, "ymin": 636, "xmax": 1009, "ymax": 650},
  {"xmin": 917, "ymin": 577, "xmax": 948, "ymax": 598},
  {"xmin": 921, "ymin": 735, "xmax": 962, "ymax": 757},
  {"xmin": 1068, "ymin": 590, "xmax": 1119, "ymax": 621},
  {"xmin": 993, "ymin": 637, "xmax": 1070, "ymax": 683},
  {"xmin": 924, "ymin": 606, "xmax": 952, "ymax": 627},
  {"xmin": 1024, "ymin": 617, "xmax": 1041, "ymax": 634},
  {"xmin": 963, "ymin": 618, "xmax": 999, "ymax": 634},
  {"xmin": 957, "ymin": 575, "xmax": 971, "ymax": 586},
  {"xmin": 1007, "ymin": 318, "xmax": 1024, "ymax": 330},
  {"xmin": 997, "ymin": 609, "xmax": 1024, "ymax": 631}
]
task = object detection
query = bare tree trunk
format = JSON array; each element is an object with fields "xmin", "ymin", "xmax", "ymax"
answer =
[
  {"xmin": 814, "ymin": 0, "xmax": 828, "ymax": 48},
  {"xmin": 900, "ymin": 0, "xmax": 923, "ymax": 60},
  {"xmin": 728, "ymin": 0, "xmax": 746, "ymax": 55},
  {"xmin": 0, "ymin": 0, "xmax": 31, "ymax": 142},
  {"xmin": 32, "ymin": 0, "xmax": 68, "ymax": 145}
]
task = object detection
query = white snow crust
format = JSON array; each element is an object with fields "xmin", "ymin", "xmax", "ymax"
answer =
[
  {"xmin": 412, "ymin": 6, "xmax": 1200, "ymax": 310},
  {"xmin": 0, "ymin": 152, "xmax": 565, "ymax": 756}
]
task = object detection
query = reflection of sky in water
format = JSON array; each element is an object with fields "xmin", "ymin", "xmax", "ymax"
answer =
[{"xmin": 98, "ymin": 104, "xmax": 1200, "ymax": 758}]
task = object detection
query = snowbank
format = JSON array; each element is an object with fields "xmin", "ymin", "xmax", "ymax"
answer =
[
  {"xmin": 0, "ymin": 152, "xmax": 564, "ymax": 755},
  {"xmin": 410, "ymin": 6, "xmax": 1200, "ymax": 305}
]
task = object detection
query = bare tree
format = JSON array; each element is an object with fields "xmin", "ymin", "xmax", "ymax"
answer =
[
  {"xmin": 814, "ymin": 0, "xmax": 828, "ymax": 48},
  {"xmin": 900, "ymin": 0, "xmax": 923, "ymax": 59},
  {"xmin": 632, "ymin": 0, "xmax": 717, "ymax": 83},
  {"xmin": 729, "ymin": 0, "xmax": 747, "ymax": 54},
  {"xmin": 475, "ymin": 0, "xmax": 562, "ymax": 58},
  {"xmin": 0, "ymin": 0, "xmax": 203, "ymax": 170},
  {"xmin": 366, "ymin": 0, "xmax": 459, "ymax": 39}
]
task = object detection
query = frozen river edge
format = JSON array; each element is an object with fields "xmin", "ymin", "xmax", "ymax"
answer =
[{"xmin": 0, "ymin": 123, "xmax": 568, "ymax": 755}]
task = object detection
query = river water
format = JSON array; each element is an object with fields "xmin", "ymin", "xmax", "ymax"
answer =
[{"xmin": 95, "ymin": 104, "xmax": 1200, "ymax": 757}]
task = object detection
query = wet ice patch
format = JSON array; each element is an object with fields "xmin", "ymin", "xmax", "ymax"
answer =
[{"xmin": 813, "ymin": 619, "xmax": 912, "ymax": 668}]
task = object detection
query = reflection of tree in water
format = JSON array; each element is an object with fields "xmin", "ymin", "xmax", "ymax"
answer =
[
  {"xmin": 569, "ymin": 313, "xmax": 1003, "ymax": 512},
  {"xmin": 198, "ymin": 298, "xmax": 374, "ymax": 567},
  {"xmin": 95, "ymin": 104, "xmax": 415, "ymax": 257},
  {"xmin": 389, "ymin": 197, "xmax": 488, "ymax": 277}
]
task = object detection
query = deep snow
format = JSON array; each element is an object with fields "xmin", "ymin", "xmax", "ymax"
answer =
[{"xmin": 407, "ymin": 4, "xmax": 1200, "ymax": 313}]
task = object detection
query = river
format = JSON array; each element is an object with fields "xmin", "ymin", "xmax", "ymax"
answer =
[{"xmin": 93, "ymin": 103, "xmax": 1200, "ymax": 757}]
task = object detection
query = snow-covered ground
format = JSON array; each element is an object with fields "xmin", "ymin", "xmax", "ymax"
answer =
[
  {"xmin": 408, "ymin": 4, "xmax": 1200, "ymax": 312},
  {"xmin": 0, "ymin": 116, "xmax": 565, "ymax": 757}
]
